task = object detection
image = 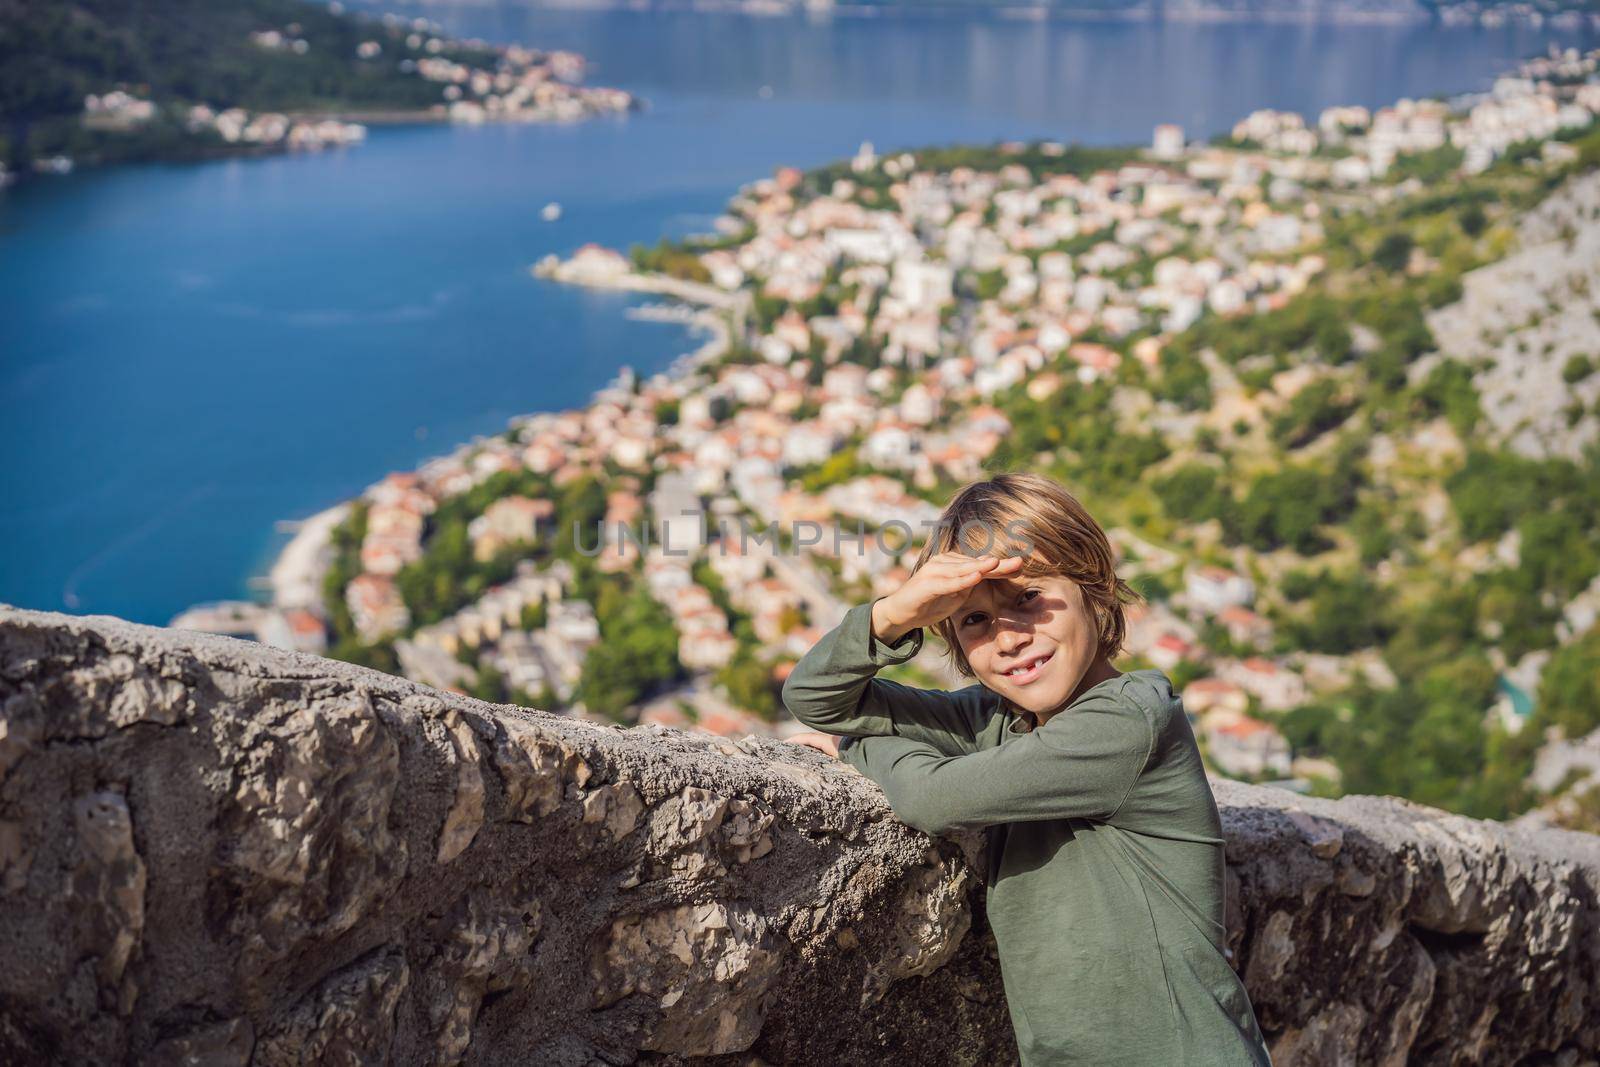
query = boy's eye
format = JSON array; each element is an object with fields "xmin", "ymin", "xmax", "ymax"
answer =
[
  {"xmin": 961, "ymin": 612, "xmax": 986, "ymax": 627},
  {"xmin": 1021, "ymin": 589, "xmax": 1040, "ymax": 602}
]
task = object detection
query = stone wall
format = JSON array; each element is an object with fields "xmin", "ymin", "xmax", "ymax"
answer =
[{"xmin": 0, "ymin": 605, "xmax": 1596, "ymax": 1065}]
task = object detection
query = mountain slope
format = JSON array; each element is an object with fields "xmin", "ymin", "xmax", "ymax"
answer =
[{"xmin": 0, "ymin": 0, "xmax": 489, "ymax": 168}]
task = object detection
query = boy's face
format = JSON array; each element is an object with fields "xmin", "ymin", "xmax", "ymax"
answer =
[{"xmin": 950, "ymin": 570, "xmax": 1101, "ymax": 717}]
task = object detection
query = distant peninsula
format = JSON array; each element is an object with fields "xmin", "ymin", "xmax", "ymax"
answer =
[{"xmin": 0, "ymin": 0, "xmax": 635, "ymax": 181}]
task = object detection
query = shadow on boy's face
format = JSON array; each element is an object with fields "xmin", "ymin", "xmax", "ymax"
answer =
[{"xmin": 952, "ymin": 575, "xmax": 1076, "ymax": 639}]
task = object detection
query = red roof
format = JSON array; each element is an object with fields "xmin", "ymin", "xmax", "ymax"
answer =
[
  {"xmin": 1187, "ymin": 677, "xmax": 1243, "ymax": 696},
  {"xmin": 1214, "ymin": 717, "xmax": 1278, "ymax": 739},
  {"xmin": 1154, "ymin": 633, "xmax": 1193, "ymax": 654},
  {"xmin": 284, "ymin": 609, "xmax": 324, "ymax": 636}
]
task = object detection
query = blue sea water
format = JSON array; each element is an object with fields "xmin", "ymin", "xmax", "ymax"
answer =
[{"xmin": 0, "ymin": 6, "xmax": 1592, "ymax": 625}]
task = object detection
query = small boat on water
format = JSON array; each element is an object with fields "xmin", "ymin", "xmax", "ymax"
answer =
[{"xmin": 541, "ymin": 202, "xmax": 562, "ymax": 221}]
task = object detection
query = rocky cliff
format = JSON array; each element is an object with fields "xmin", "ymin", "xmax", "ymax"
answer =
[
  {"xmin": 1424, "ymin": 169, "xmax": 1600, "ymax": 465},
  {"xmin": 1, "ymin": 604, "xmax": 1596, "ymax": 1065}
]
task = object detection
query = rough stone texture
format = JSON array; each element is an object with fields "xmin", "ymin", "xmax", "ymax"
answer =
[
  {"xmin": 1, "ymin": 605, "xmax": 1597, "ymax": 1065},
  {"xmin": 1424, "ymin": 169, "xmax": 1600, "ymax": 463}
]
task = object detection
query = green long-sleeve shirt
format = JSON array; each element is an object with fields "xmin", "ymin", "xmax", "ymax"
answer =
[{"xmin": 783, "ymin": 600, "xmax": 1272, "ymax": 1066}]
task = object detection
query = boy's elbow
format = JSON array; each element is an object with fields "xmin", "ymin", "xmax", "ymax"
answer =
[
  {"xmin": 883, "ymin": 789, "xmax": 961, "ymax": 837},
  {"xmin": 780, "ymin": 673, "xmax": 820, "ymax": 727},
  {"xmin": 780, "ymin": 670, "xmax": 850, "ymax": 732}
]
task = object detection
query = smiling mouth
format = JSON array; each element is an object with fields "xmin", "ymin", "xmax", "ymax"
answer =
[{"xmin": 1002, "ymin": 651, "xmax": 1054, "ymax": 685}]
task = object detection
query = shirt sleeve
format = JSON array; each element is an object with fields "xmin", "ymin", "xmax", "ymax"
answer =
[
  {"xmin": 839, "ymin": 694, "xmax": 1155, "ymax": 835},
  {"xmin": 781, "ymin": 599, "xmax": 991, "ymax": 756}
]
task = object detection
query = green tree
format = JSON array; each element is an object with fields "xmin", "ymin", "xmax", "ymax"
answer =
[
  {"xmin": 1151, "ymin": 348, "xmax": 1213, "ymax": 410},
  {"xmin": 1411, "ymin": 360, "xmax": 1481, "ymax": 437},
  {"xmin": 520, "ymin": 599, "xmax": 548, "ymax": 632},
  {"xmin": 470, "ymin": 664, "xmax": 510, "ymax": 704},
  {"xmin": 717, "ymin": 648, "xmax": 780, "ymax": 720},
  {"xmin": 1447, "ymin": 450, "xmax": 1584, "ymax": 543},
  {"xmin": 1373, "ymin": 231, "xmax": 1414, "ymax": 273},
  {"xmin": 1231, "ymin": 466, "xmax": 1345, "ymax": 554},
  {"xmin": 1153, "ymin": 464, "xmax": 1227, "ymax": 523},
  {"xmin": 799, "ymin": 448, "xmax": 864, "ymax": 493},
  {"xmin": 1271, "ymin": 378, "xmax": 1355, "ymax": 449},
  {"xmin": 321, "ymin": 502, "xmax": 369, "ymax": 645},
  {"xmin": 1536, "ymin": 629, "xmax": 1600, "ymax": 738},
  {"xmin": 1295, "ymin": 571, "xmax": 1393, "ymax": 654},
  {"xmin": 326, "ymin": 637, "xmax": 398, "ymax": 675},
  {"xmin": 576, "ymin": 584, "xmax": 684, "ymax": 720}
]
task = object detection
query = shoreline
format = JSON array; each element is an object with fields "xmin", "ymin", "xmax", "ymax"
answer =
[
  {"xmin": 0, "ymin": 100, "xmax": 642, "ymax": 189},
  {"xmin": 253, "ymin": 265, "xmax": 738, "ymax": 617},
  {"xmin": 531, "ymin": 254, "xmax": 746, "ymax": 311},
  {"xmin": 529, "ymin": 253, "xmax": 748, "ymax": 383},
  {"xmin": 268, "ymin": 503, "xmax": 353, "ymax": 615}
]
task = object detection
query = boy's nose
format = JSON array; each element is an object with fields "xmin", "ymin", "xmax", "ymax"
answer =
[{"xmin": 995, "ymin": 628, "xmax": 1030, "ymax": 654}]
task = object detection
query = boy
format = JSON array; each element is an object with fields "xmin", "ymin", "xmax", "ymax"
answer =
[{"xmin": 783, "ymin": 473, "xmax": 1272, "ymax": 1066}]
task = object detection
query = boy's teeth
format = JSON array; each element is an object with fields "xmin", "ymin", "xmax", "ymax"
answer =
[{"xmin": 1007, "ymin": 654, "xmax": 1048, "ymax": 676}]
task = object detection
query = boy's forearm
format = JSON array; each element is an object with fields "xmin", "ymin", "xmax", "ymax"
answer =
[
  {"xmin": 842, "ymin": 703, "xmax": 1152, "ymax": 836},
  {"xmin": 781, "ymin": 601, "xmax": 917, "ymax": 736},
  {"xmin": 785, "ymin": 600, "xmax": 989, "ymax": 757},
  {"xmin": 842, "ymin": 734, "xmax": 968, "ymax": 833},
  {"xmin": 845, "ymin": 733, "xmax": 1063, "ymax": 836}
]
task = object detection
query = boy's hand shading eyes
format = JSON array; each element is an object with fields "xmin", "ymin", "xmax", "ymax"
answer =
[
  {"xmin": 786, "ymin": 732, "xmax": 841, "ymax": 759},
  {"xmin": 871, "ymin": 552, "xmax": 1025, "ymax": 645}
]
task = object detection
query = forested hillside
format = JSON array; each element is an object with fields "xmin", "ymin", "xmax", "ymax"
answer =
[{"xmin": 0, "ymin": 0, "xmax": 488, "ymax": 168}]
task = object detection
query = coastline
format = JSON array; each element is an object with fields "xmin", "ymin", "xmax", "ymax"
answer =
[
  {"xmin": 0, "ymin": 99, "xmax": 642, "ymax": 188},
  {"xmin": 532, "ymin": 253, "xmax": 746, "ymax": 311},
  {"xmin": 298, "ymin": 98, "xmax": 645, "ymax": 127},
  {"xmin": 528, "ymin": 253, "xmax": 749, "ymax": 390},
  {"xmin": 4, "ymin": 0, "xmax": 642, "ymax": 190},
  {"xmin": 252, "ymin": 263, "xmax": 738, "ymax": 617},
  {"xmin": 269, "ymin": 503, "xmax": 353, "ymax": 615}
]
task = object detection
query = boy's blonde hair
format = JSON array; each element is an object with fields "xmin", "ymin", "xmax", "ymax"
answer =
[{"xmin": 912, "ymin": 472, "xmax": 1140, "ymax": 678}]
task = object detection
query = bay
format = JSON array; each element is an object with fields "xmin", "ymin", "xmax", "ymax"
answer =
[{"xmin": 0, "ymin": 4, "xmax": 1591, "ymax": 624}]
